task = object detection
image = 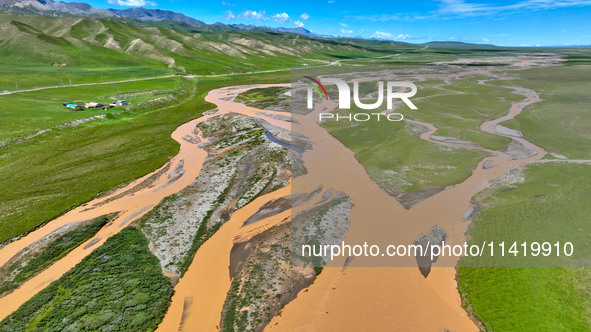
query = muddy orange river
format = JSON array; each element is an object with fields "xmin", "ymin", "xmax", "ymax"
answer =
[{"xmin": 0, "ymin": 80, "xmax": 544, "ymax": 331}]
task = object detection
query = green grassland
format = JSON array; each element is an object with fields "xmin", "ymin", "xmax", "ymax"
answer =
[
  {"xmin": 0, "ymin": 227, "xmax": 173, "ymax": 332},
  {"xmin": 323, "ymin": 112, "xmax": 486, "ymax": 193},
  {"xmin": 412, "ymin": 77, "xmax": 520, "ymax": 150},
  {"xmin": 457, "ymin": 60, "xmax": 591, "ymax": 331},
  {"xmin": 462, "ymin": 163, "xmax": 591, "ymax": 266},
  {"xmin": 458, "ymin": 163, "xmax": 591, "ymax": 331},
  {"xmin": 0, "ymin": 63, "xmax": 174, "ymax": 93},
  {"xmin": 561, "ymin": 48, "xmax": 591, "ymax": 64},
  {"xmin": 245, "ymin": 72, "xmax": 527, "ymax": 196},
  {"xmin": 459, "ymin": 267, "xmax": 591, "ymax": 331},
  {"xmin": 340, "ymin": 45, "xmax": 554, "ymax": 67},
  {"xmin": 0, "ymin": 77, "xmax": 181, "ymax": 141},
  {"xmin": 488, "ymin": 64, "xmax": 591, "ymax": 159},
  {"xmin": 0, "ymin": 72, "xmax": 291, "ymax": 243},
  {"xmin": 321, "ymin": 74, "xmax": 522, "ymax": 194}
]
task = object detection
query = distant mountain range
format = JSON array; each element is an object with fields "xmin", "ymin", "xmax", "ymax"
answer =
[
  {"xmin": 0, "ymin": 0, "xmax": 114, "ymax": 17},
  {"xmin": 227, "ymin": 24, "xmax": 317, "ymax": 37},
  {"xmin": 0, "ymin": 0, "xmax": 553, "ymax": 47},
  {"xmin": 108, "ymin": 7, "xmax": 204, "ymax": 25},
  {"xmin": 0, "ymin": 0, "xmax": 316, "ymax": 36}
]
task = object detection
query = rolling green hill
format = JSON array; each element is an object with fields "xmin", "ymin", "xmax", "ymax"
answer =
[{"xmin": 0, "ymin": 13, "xmax": 420, "ymax": 90}]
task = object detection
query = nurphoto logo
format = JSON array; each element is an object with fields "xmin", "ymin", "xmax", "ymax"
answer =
[{"xmin": 302, "ymin": 76, "xmax": 418, "ymax": 110}]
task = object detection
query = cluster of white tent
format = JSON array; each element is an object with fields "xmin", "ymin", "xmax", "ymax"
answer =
[{"xmin": 62, "ymin": 100, "xmax": 128, "ymax": 111}]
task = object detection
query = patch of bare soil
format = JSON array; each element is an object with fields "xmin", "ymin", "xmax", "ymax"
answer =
[
  {"xmin": 242, "ymin": 189, "xmax": 324, "ymax": 227},
  {"xmin": 242, "ymin": 196, "xmax": 292, "ymax": 226},
  {"xmin": 157, "ymin": 159, "xmax": 186, "ymax": 190},
  {"xmin": 503, "ymin": 140, "xmax": 538, "ymax": 160}
]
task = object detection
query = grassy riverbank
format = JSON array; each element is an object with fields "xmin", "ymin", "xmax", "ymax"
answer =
[
  {"xmin": 458, "ymin": 163, "xmax": 591, "ymax": 331},
  {"xmin": 488, "ymin": 64, "xmax": 591, "ymax": 159},
  {"xmin": 0, "ymin": 214, "xmax": 116, "ymax": 297},
  {"xmin": 0, "ymin": 72, "xmax": 289, "ymax": 243},
  {"xmin": 0, "ymin": 227, "xmax": 173, "ymax": 331},
  {"xmin": 321, "ymin": 74, "xmax": 521, "ymax": 195},
  {"xmin": 456, "ymin": 61, "xmax": 591, "ymax": 331}
]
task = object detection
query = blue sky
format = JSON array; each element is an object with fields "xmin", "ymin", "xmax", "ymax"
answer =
[{"xmin": 80, "ymin": 0, "xmax": 591, "ymax": 46}]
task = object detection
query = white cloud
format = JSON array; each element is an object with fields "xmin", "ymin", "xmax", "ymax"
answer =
[
  {"xmin": 352, "ymin": 0, "xmax": 591, "ymax": 21},
  {"xmin": 221, "ymin": 1, "xmax": 235, "ymax": 6},
  {"xmin": 294, "ymin": 20, "xmax": 304, "ymax": 28},
  {"xmin": 272, "ymin": 12, "xmax": 290, "ymax": 23},
  {"xmin": 340, "ymin": 28, "xmax": 354, "ymax": 34},
  {"xmin": 224, "ymin": 10, "xmax": 235, "ymax": 22},
  {"xmin": 438, "ymin": 0, "xmax": 487, "ymax": 14},
  {"xmin": 371, "ymin": 31, "xmax": 394, "ymax": 39},
  {"xmin": 240, "ymin": 10, "xmax": 268, "ymax": 20},
  {"xmin": 437, "ymin": 0, "xmax": 591, "ymax": 17},
  {"xmin": 339, "ymin": 22, "xmax": 348, "ymax": 27},
  {"xmin": 108, "ymin": 0, "xmax": 156, "ymax": 6},
  {"xmin": 300, "ymin": 13, "xmax": 309, "ymax": 20},
  {"xmin": 371, "ymin": 32, "xmax": 410, "ymax": 39},
  {"xmin": 347, "ymin": 14, "xmax": 401, "ymax": 22}
]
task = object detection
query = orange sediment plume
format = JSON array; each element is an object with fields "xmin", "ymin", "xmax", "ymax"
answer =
[
  {"xmin": 265, "ymin": 84, "xmax": 544, "ymax": 331},
  {"xmin": 267, "ymin": 267, "xmax": 475, "ymax": 331},
  {"xmin": 0, "ymin": 78, "xmax": 544, "ymax": 332},
  {"xmin": 157, "ymin": 83, "xmax": 485, "ymax": 331}
]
